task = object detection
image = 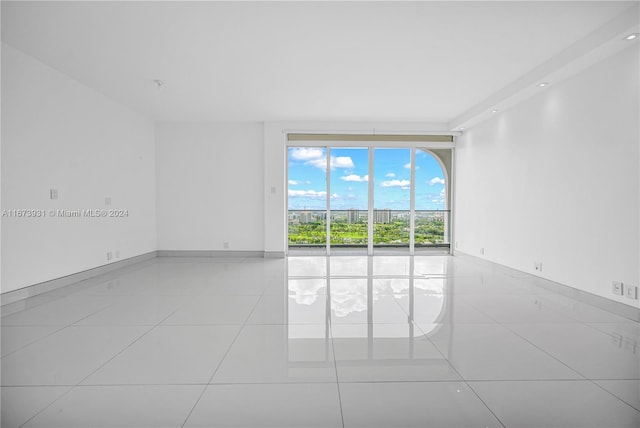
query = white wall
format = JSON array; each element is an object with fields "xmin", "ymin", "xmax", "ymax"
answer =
[
  {"xmin": 455, "ymin": 46, "xmax": 639, "ymax": 308},
  {"xmin": 1, "ymin": 43, "xmax": 157, "ymax": 293},
  {"xmin": 155, "ymin": 122, "xmax": 264, "ymax": 251}
]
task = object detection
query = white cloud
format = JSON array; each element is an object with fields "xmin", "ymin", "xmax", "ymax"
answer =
[
  {"xmin": 403, "ymin": 163, "xmax": 419, "ymax": 170},
  {"xmin": 429, "ymin": 177, "xmax": 445, "ymax": 186},
  {"xmin": 305, "ymin": 155, "xmax": 354, "ymax": 170},
  {"xmin": 288, "ymin": 180, "xmax": 311, "ymax": 185},
  {"xmin": 305, "ymin": 157, "xmax": 327, "ymax": 169},
  {"xmin": 290, "ymin": 148, "xmax": 324, "ymax": 161},
  {"xmin": 381, "ymin": 179, "xmax": 411, "ymax": 188},
  {"xmin": 332, "ymin": 156, "xmax": 354, "ymax": 169},
  {"xmin": 341, "ymin": 174, "xmax": 368, "ymax": 182},
  {"xmin": 385, "ymin": 173, "xmax": 395, "ymax": 178}
]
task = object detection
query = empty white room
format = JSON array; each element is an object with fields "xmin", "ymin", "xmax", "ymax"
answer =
[{"xmin": 1, "ymin": 1, "xmax": 639, "ymax": 427}]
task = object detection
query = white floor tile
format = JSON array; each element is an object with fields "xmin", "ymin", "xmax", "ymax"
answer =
[
  {"xmin": 462, "ymin": 294, "xmax": 577, "ymax": 324},
  {"xmin": 245, "ymin": 295, "xmax": 288, "ymax": 324},
  {"xmin": 1, "ymin": 325, "xmax": 62, "ymax": 357},
  {"xmin": 288, "ymin": 295, "xmax": 331, "ymax": 324},
  {"xmin": 75, "ymin": 295, "xmax": 188, "ymax": 325},
  {"xmin": 329, "ymin": 256, "xmax": 369, "ymax": 276},
  {"xmin": 184, "ymin": 383, "xmax": 343, "ymax": 427},
  {"xmin": 287, "ymin": 257, "xmax": 327, "ymax": 277},
  {"xmin": 83, "ymin": 325, "xmax": 240, "ymax": 385},
  {"xmin": 1, "ymin": 386, "xmax": 71, "ymax": 428},
  {"xmin": 372, "ymin": 256, "xmax": 412, "ymax": 276},
  {"xmin": 332, "ymin": 324, "xmax": 461, "ymax": 382},
  {"xmin": 470, "ymin": 380, "xmax": 640, "ymax": 428},
  {"xmin": 331, "ymin": 293, "xmax": 369, "ymax": 324},
  {"xmin": 509, "ymin": 323, "xmax": 640, "ymax": 379},
  {"xmin": 427, "ymin": 323, "xmax": 583, "ymax": 380},
  {"xmin": 162, "ymin": 295, "xmax": 259, "ymax": 325},
  {"xmin": 22, "ymin": 385, "xmax": 203, "ymax": 428},
  {"xmin": 595, "ymin": 380, "xmax": 640, "ymax": 411},
  {"xmin": 340, "ymin": 381, "xmax": 502, "ymax": 427},
  {"xmin": 211, "ymin": 324, "xmax": 337, "ymax": 383},
  {"xmin": 1, "ymin": 326, "xmax": 150, "ymax": 386}
]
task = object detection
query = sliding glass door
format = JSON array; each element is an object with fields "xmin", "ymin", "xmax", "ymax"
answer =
[{"xmin": 288, "ymin": 145, "xmax": 450, "ymax": 254}]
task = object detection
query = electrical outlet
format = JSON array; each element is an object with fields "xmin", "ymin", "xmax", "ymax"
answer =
[
  {"xmin": 455, "ymin": 241, "xmax": 459, "ymax": 249},
  {"xmin": 534, "ymin": 262, "xmax": 543, "ymax": 272},
  {"xmin": 612, "ymin": 281, "xmax": 623, "ymax": 296},
  {"xmin": 480, "ymin": 248, "xmax": 485, "ymax": 255},
  {"xmin": 107, "ymin": 251, "xmax": 113, "ymax": 261},
  {"xmin": 50, "ymin": 189, "xmax": 59, "ymax": 200},
  {"xmin": 223, "ymin": 241, "xmax": 229, "ymax": 249},
  {"xmin": 625, "ymin": 284, "xmax": 638, "ymax": 300},
  {"xmin": 115, "ymin": 250, "xmax": 120, "ymax": 259}
]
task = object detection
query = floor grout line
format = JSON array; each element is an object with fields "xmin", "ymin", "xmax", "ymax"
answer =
[{"xmin": 180, "ymin": 298, "xmax": 260, "ymax": 428}]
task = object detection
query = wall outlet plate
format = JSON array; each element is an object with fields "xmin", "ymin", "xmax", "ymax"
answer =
[
  {"xmin": 480, "ymin": 248, "xmax": 485, "ymax": 255},
  {"xmin": 50, "ymin": 189, "xmax": 59, "ymax": 200},
  {"xmin": 612, "ymin": 281, "xmax": 623, "ymax": 296},
  {"xmin": 534, "ymin": 262, "xmax": 543, "ymax": 272},
  {"xmin": 107, "ymin": 251, "xmax": 113, "ymax": 261},
  {"xmin": 625, "ymin": 284, "xmax": 638, "ymax": 300}
]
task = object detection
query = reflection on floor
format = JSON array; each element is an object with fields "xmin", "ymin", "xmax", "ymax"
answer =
[{"xmin": 2, "ymin": 255, "xmax": 639, "ymax": 427}]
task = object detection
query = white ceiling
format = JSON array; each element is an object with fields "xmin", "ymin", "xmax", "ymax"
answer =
[{"xmin": 2, "ymin": 1, "xmax": 638, "ymax": 125}]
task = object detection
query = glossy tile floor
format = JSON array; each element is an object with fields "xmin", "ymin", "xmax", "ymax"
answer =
[{"xmin": 2, "ymin": 255, "xmax": 639, "ymax": 427}]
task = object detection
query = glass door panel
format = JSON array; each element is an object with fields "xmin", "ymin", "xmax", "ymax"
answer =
[
  {"xmin": 287, "ymin": 147, "xmax": 328, "ymax": 251},
  {"xmin": 373, "ymin": 148, "xmax": 411, "ymax": 252},
  {"xmin": 414, "ymin": 149, "xmax": 449, "ymax": 247},
  {"xmin": 329, "ymin": 148, "xmax": 369, "ymax": 252}
]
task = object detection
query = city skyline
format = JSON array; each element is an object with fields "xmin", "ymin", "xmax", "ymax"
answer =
[{"xmin": 288, "ymin": 147, "xmax": 446, "ymax": 211}]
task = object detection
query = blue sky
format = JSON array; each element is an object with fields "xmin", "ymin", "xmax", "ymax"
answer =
[{"xmin": 288, "ymin": 147, "xmax": 446, "ymax": 210}]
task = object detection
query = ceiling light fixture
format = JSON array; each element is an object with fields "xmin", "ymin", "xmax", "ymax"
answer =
[
  {"xmin": 538, "ymin": 82, "xmax": 550, "ymax": 88},
  {"xmin": 624, "ymin": 33, "xmax": 639, "ymax": 41},
  {"xmin": 491, "ymin": 109, "xmax": 499, "ymax": 114}
]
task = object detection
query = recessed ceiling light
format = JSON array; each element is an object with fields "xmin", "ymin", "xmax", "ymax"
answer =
[
  {"xmin": 491, "ymin": 109, "xmax": 499, "ymax": 114},
  {"xmin": 624, "ymin": 33, "xmax": 639, "ymax": 41},
  {"xmin": 538, "ymin": 82, "xmax": 550, "ymax": 88}
]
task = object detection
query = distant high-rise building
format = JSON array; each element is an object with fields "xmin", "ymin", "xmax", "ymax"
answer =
[
  {"xmin": 300, "ymin": 211, "xmax": 314, "ymax": 224},
  {"xmin": 347, "ymin": 209, "xmax": 360, "ymax": 224},
  {"xmin": 374, "ymin": 209, "xmax": 391, "ymax": 224}
]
